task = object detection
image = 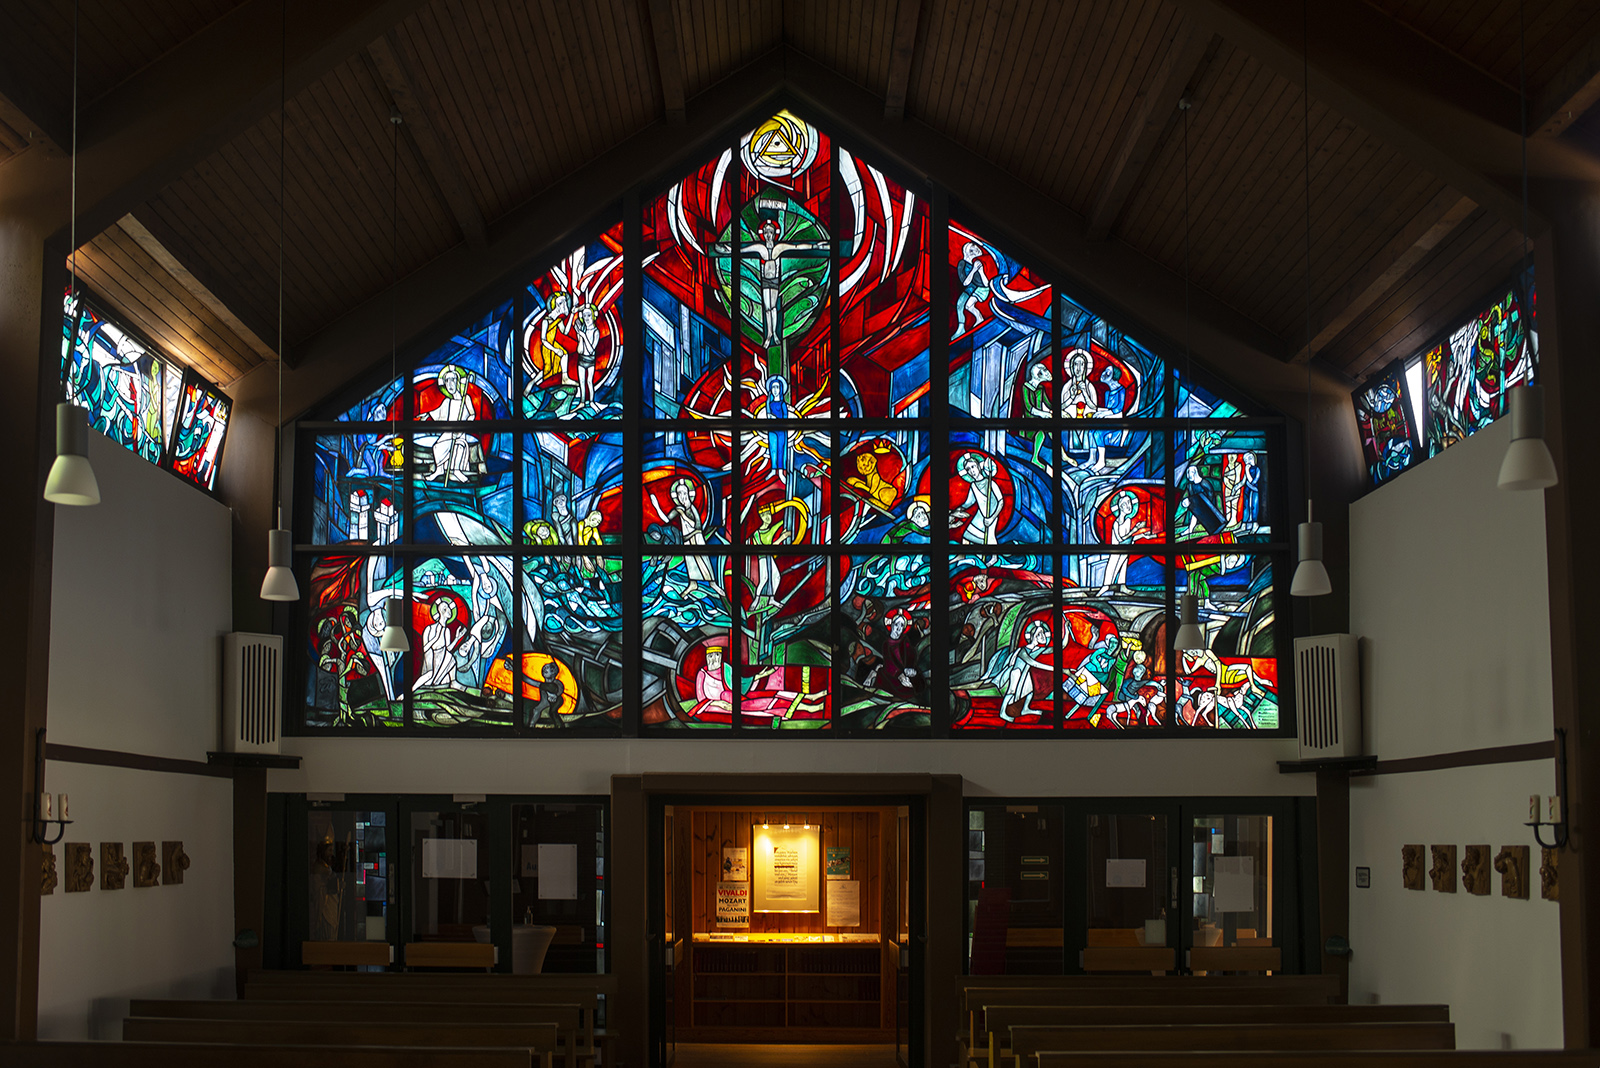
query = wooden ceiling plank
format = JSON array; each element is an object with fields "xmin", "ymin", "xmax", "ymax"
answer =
[
  {"xmin": 1040, "ymin": 0, "xmax": 1128, "ymax": 186},
  {"xmin": 1290, "ymin": 188, "xmax": 1478, "ymax": 363},
  {"xmin": 884, "ymin": 0, "xmax": 923, "ymax": 119},
  {"xmin": 1053, "ymin": 0, "xmax": 1155, "ymax": 203},
  {"xmin": 1004, "ymin": 0, "xmax": 1087, "ymax": 187},
  {"xmin": 646, "ymin": 0, "xmax": 687, "ymax": 124},
  {"xmin": 1532, "ymin": 17, "xmax": 1600, "ymax": 136},
  {"xmin": 965, "ymin": 0, "xmax": 1019, "ymax": 155},
  {"xmin": 1070, "ymin": 2, "xmax": 1170, "ymax": 211},
  {"xmin": 1086, "ymin": 14, "xmax": 1213, "ymax": 239},
  {"xmin": 116, "ymin": 214, "xmax": 280, "ymax": 367},
  {"xmin": 368, "ymin": 32, "xmax": 488, "ymax": 251},
  {"xmin": 451, "ymin": 0, "xmax": 528, "ymax": 210},
  {"xmin": 989, "ymin": 0, "xmax": 1055, "ymax": 173},
  {"xmin": 75, "ymin": 244, "xmax": 239, "ymax": 384}
]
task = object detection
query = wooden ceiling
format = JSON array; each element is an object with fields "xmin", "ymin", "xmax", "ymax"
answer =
[{"xmin": 1, "ymin": 0, "xmax": 1595, "ymax": 410}]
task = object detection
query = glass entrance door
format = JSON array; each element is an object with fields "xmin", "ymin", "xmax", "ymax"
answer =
[
  {"xmin": 402, "ymin": 799, "xmax": 495, "ymax": 969},
  {"xmin": 1084, "ymin": 812, "xmax": 1173, "ymax": 973},
  {"xmin": 301, "ymin": 802, "xmax": 397, "ymax": 968},
  {"xmin": 1189, "ymin": 811, "xmax": 1279, "ymax": 973}
]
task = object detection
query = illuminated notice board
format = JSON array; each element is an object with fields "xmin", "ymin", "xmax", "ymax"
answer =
[{"xmin": 752, "ymin": 824, "xmax": 821, "ymax": 914}]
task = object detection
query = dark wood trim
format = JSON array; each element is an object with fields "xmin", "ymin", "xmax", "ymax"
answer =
[
  {"xmin": 234, "ymin": 768, "xmax": 269, "ymax": 995},
  {"xmin": 208, "ymin": 752, "xmax": 304, "ymax": 770},
  {"xmin": 1314, "ymin": 768, "xmax": 1349, "ymax": 1003},
  {"xmin": 1363, "ymin": 741, "xmax": 1556, "ymax": 777},
  {"xmin": 44, "ymin": 743, "xmax": 234, "ymax": 779}
]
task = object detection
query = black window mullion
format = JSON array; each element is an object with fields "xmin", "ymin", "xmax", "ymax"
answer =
[
  {"xmin": 623, "ymin": 187, "xmax": 644, "ymax": 738},
  {"xmin": 730, "ymin": 135, "xmax": 745, "ymax": 732},
  {"xmin": 930, "ymin": 188, "xmax": 952, "ymax": 736}
]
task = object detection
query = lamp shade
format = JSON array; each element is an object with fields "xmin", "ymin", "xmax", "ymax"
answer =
[
  {"xmin": 44, "ymin": 403, "xmax": 100, "ymax": 506},
  {"xmin": 1498, "ymin": 384, "xmax": 1557, "ymax": 491},
  {"xmin": 259, "ymin": 525, "xmax": 299, "ymax": 601},
  {"xmin": 1174, "ymin": 593, "xmax": 1205, "ymax": 651},
  {"xmin": 380, "ymin": 597, "xmax": 410, "ymax": 652},
  {"xmin": 1291, "ymin": 518, "xmax": 1332, "ymax": 597}
]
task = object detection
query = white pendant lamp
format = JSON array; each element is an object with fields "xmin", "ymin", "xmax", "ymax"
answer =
[
  {"xmin": 1174, "ymin": 593, "xmax": 1205, "ymax": 651},
  {"xmin": 1291, "ymin": 500, "xmax": 1332, "ymax": 597},
  {"xmin": 48, "ymin": 1, "xmax": 98, "ymax": 508},
  {"xmin": 45, "ymin": 402, "xmax": 100, "ymax": 506},
  {"xmin": 260, "ymin": 507, "xmax": 299, "ymax": 601},
  {"xmin": 1498, "ymin": 384, "xmax": 1557, "ymax": 490},
  {"xmin": 380, "ymin": 598, "xmax": 410, "ymax": 652}
]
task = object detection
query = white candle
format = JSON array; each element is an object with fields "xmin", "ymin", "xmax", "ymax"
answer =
[
  {"xmin": 1530, "ymin": 794, "xmax": 1540, "ymax": 821},
  {"xmin": 59, "ymin": 794, "xmax": 69, "ymax": 820},
  {"xmin": 40, "ymin": 793, "xmax": 51, "ymax": 820}
]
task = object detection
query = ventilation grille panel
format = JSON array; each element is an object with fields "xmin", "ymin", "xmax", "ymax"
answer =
[
  {"xmin": 223, "ymin": 632, "xmax": 282, "ymax": 754},
  {"xmin": 1293, "ymin": 634, "xmax": 1361, "ymax": 760}
]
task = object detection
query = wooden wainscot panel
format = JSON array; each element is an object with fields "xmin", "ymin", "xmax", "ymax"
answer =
[
  {"xmin": 133, "ymin": 842, "xmax": 161, "ymax": 888},
  {"xmin": 1540, "ymin": 847, "xmax": 1560, "ymax": 901},
  {"xmin": 1462, "ymin": 845, "xmax": 1492, "ymax": 895},
  {"xmin": 1428, "ymin": 845, "xmax": 1456, "ymax": 892},
  {"xmin": 1494, "ymin": 845, "xmax": 1530, "ymax": 900},
  {"xmin": 65, "ymin": 843, "xmax": 93, "ymax": 892},
  {"xmin": 1400, "ymin": 844, "xmax": 1424, "ymax": 890},
  {"xmin": 101, "ymin": 842, "xmax": 130, "ymax": 891}
]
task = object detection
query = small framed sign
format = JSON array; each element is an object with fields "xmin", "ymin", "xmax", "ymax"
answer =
[{"xmin": 1355, "ymin": 866, "xmax": 1371, "ymax": 889}]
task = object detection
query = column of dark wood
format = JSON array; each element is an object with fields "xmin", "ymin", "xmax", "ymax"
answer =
[
  {"xmin": 611, "ymin": 775, "xmax": 648, "ymax": 1066},
  {"xmin": 233, "ymin": 768, "xmax": 268, "ymax": 993},
  {"xmin": 0, "ymin": 218, "xmax": 57, "ymax": 1041},
  {"xmin": 1315, "ymin": 768, "xmax": 1349, "ymax": 1002},
  {"xmin": 927, "ymin": 774, "xmax": 963, "ymax": 1067},
  {"xmin": 1530, "ymin": 178, "xmax": 1600, "ymax": 1049}
]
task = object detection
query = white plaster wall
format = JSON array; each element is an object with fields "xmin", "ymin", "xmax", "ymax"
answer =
[
  {"xmin": 267, "ymin": 735, "xmax": 1312, "ymax": 797},
  {"xmin": 1348, "ymin": 760, "xmax": 1560, "ymax": 1049},
  {"xmin": 40, "ymin": 433, "xmax": 237, "ymax": 1038},
  {"xmin": 48, "ymin": 427, "xmax": 232, "ymax": 760},
  {"xmin": 1349, "ymin": 415, "xmax": 1560, "ymax": 1048},
  {"xmin": 36, "ymin": 761, "xmax": 236, "ymax": 1039}
]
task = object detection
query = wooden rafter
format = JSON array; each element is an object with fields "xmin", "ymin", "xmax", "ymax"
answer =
[
  {"xmin": 1534, "ymin": 29, "xmax": 1600, "ymax": 138},
  {"xmin": 1086, "ymin": 19, "xmax": 1213, "ymax": 241},
  {"xmin": 646, "ymin": 0, "xmax": 687, "ymax": 125},
  {"xmin": 367, "ymin": 33, "xmax": 488, "ymax": 252},
  {"xmin": 883, "ymin": 0, "xmax": 924, "ymax": 121},
  {"xmin": 1290, "ymin": 190, "xmax": 1477, "ymax": 365}
]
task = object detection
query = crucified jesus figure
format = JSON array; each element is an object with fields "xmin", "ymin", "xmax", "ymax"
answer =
[{"xmin": 714, "ymin": 214, "xmax": 829, "ymax": 350}]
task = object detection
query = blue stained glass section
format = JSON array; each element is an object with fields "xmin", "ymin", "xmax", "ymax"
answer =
[
  {"xmin": 522, "ymin": 432, "xmax": 623, "ymax": 546},
  {"xmin": 412, "ymin": 300, "xmax": 514, "ymax": 422},
  {"xmin": 413, "ymin": 432, "xmax": 515, "ymax": 546}
]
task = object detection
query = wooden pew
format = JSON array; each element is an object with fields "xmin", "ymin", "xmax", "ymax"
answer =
[
  {"xmin": 129, "ymin": 1000, "xmax": 585, "ymax": 1068},
  {"xmin": 962, "ymin": 981, "xmax": 1339, "ymax": 1017},
  {"xmin": 122, "ymin": 1019, "xmax": 561, "ymax": 1068},
  {"xmin": 1033, "ymin": 1055, "xmax": 1600, "ymax": 1068},
  {"xmin": 0, "ymin": 1043, "xmax": 537, "ymax": 1068},
  {"xmin": 961, "ymin": 973, "xmax": 1338, "ymax": 998},
  {"xmin": 962, "ymin": 1002, "xmax": 1449, "ymax": 1067},
  {"xmin": 1009, "ymin": 1021, "xmax": 1456, "ymax": 1066}
]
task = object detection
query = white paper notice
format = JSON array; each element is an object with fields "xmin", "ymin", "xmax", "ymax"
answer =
[
  {"xmin": 826, "ymin": 880, "xmax": 861, "ymax": 927},
  {"xmin": 1213, "ymin": 855, "xmax": 1256, "ymax": 912},
  {"xmin": 537, "ymin": 843, "xmax": 579, "ymax": 900},
  {"xmin": 421, "ymin": 838, "xmax": 478, "ymax": 879},
  {"xmin": 1105, "ymin": 858, "xmax": 1147, "ymax": 888},
  {"xmin": 769, "ymin": 844, "xmax": 806, "ymax": 900}
]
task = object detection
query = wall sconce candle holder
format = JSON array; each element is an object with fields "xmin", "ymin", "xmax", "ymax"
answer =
[
  {"xmin": 30, "ymin": 729, "xmax": 72, "ymax": 846},
  {"xmin": 1526, "ymin": 728, "xmax": 1568, "ymax": 849}
]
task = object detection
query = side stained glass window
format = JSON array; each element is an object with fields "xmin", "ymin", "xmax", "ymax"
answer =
[
  {"xmin": 61, "ymin": 289, "xmax": 231, "ymax": 490},
  {"xmin": 294, "ymin": 112, "xmax": 1290, "ymax": 737}
]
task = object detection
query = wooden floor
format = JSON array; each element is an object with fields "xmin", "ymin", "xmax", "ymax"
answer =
[{"xmin": 673, "ymin": 1043, "xmax": 900, "ymax": 1067}]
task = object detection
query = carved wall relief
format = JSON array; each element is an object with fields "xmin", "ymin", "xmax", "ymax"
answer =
[
  {"xmin": 65, "ymin": 843, "xmax": 93, "ymax": 892},
  {"xmin": 1429, "ymin": 845, "xmax": 1457, "ymax": 892},
  {"xmin": 1495, "ymin": 845, "xmax": 1530, "ymax": 900},
  {"xmin": 1401, "ymin": 844, "xmax": 1425, "ymax": 890},
  {"xmin": 1462, "ymin": 844, "xmax": 1492, "ymax": 895},
  {"xmin": 133, "ymin": 842, "xmax": 160, "ymax": 888},
  {"xmin": 100, "ymin": 842, "xmax": 130, "ymax": 891},
  {"xmin": 1540, "ymin": 848, "xmax": 1559, "ymax": 901},
  {"xmin": 162, "ymin": 841, "xmax": 190, "ymax": 886},
  {"xmin": 41, "ymin": 846, "xmax": 56, "ymax": 896}
]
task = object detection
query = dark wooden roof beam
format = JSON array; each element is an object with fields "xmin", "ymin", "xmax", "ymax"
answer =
[
  {"xmin": 0, "ymin": 0, "xmax": 432, "ymax": 248},
  {"xmin": 1165, "ymin": 0, "xmax": 1568, "ymax": 235},
  {"xmin": 1086, "ymin": 18, "xmax": 1214, "ymax": 240},
  {"xmin": 884, "ymin": 0, "xmax": 925, "ymax": 121},
  {"xmin": 645, "ymin": 0, "xmax": 687, "ymax": 125},
  {"xmin": 1290, "ymin": 189, "xmax": 1477, "ymax": 365},
  {"xmin": 367, "ymin": 34, "xmax": 488, "ymax": 252},
  {"xmin": 1533, "ymin": 28, "xmax": 1600, "ymax": 138}
]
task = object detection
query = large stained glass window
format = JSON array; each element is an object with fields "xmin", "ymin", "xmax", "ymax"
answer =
[
  {"xmin": 292, "ymin": 111, "xmax": 1289, "ymax": 736},
  {"xmin": 60, "ymin": 289, "xmax": 232, "ymax": 492},
  {"xmin": 1352, "ymin": 264, "xmax": 1536, "ymax": 490}
]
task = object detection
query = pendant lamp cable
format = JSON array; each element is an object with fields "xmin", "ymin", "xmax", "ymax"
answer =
[
  {"xmin": 275, "ymin": 0, "xmax": 285, "ymax": 514},
  {"xmin": 68, "ymin": 0, "xmax": 78, "ymax": 342},
  {"xmin": 1519, "ymin": 0, "xmax": 1529, "ymax": 273},
  {"xmin": 1302, "ymin": 0, "xmax": 1313, "ymax": 512},
  {"xmin": 390, "ymin": 106, "xmax": 400, "ymax": 592}
]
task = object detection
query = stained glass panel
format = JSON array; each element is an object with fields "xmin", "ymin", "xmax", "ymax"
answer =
[
  {"xmin": 517, "ymin": 555, "xmax": 623, "ymax": 729},
  {"xmin": 738, "ymin": 554, "xmax": 833, "ymax": 728},
  {"xmin": 165, "ymin": 372, "xmax": 232, "ymax": 491},
  {"xmin": 642, "ymin": 553, "xmax": 733, "ymax": 728},
  {"xmin": 1174, "ymin": 554, "xmax": 1278, "ymax": 729},
  {"xmin": 1061, "ymin": 431, "xmax": 1166, "ymax": 546},
  {"xmin": 1175, "ymin": 429, "xmax": 1270, "ymax": 543},
  {"xmin": 839, "ymin": 152, "xmax": 930, "ymax": 418},
  {"xmin": 948, "ymin": 433, "xmax": 1054, "ymax": 545},
  {"xmin": 1058, "ymin": 294, "xmax": 1166, "ymax": 418},
  {"xmin": 949, "ymin": 554, "xmax": 1056, "ymax": 729},
  {"xmin": 522, "ymin": 432, "xmax": 622, "ymax": 546},
  {"xmin": 1426, "ymin": 284, "xmax": 1534, "ymax": 456},
  {"xmin": 1176, "ymin": 369, "xmax": 1244, "ymax": 419},
  {"xmin": 643, "ymin": 430, "xmax": 731, "ymax": 546},
  {"xmin": 1354, "ymin": 361, "xmax": 1420, "ymax": 486},
  {"xmin": 522, "ymin": 223, "xmax": 625, "ymax": 419},
  {"xmin": 837, "ymin": 555, "xmax": 931, "ymax": 728},
  {"xmin": 304, "ymin": 554, "xmax": 407, "ymax": 728},
  {"xmin": 410, "ymin": 555, "xmax": 517, "ymax": 728},
  {"xmin": 737, "ymin": 432, "xmax": 829, "ymax": 546},
  {"xmin": 62, "ymin": 291, "xmax": 170, "ymax": 464},
  {"xmin": 311, "ymin": 433, "xmax": 406, "ymax": 546},
  {"xmin": 411, "ymin": 432, "xmax": 513, "ymax": 546},
  {"xmin": 834, "ymin": 430, "xmax": 931, "ymax": 544},
  {"xmin": 412, "ymin": 300, "xmax": 514, "ymax": 423},
  {"xmin": 1061, "ymin": 553, "xmax": 1168, "ymax": 729},
  {"xmin": 948, "ymin": 221, "xmax": 1052, "ymax": 418}
]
